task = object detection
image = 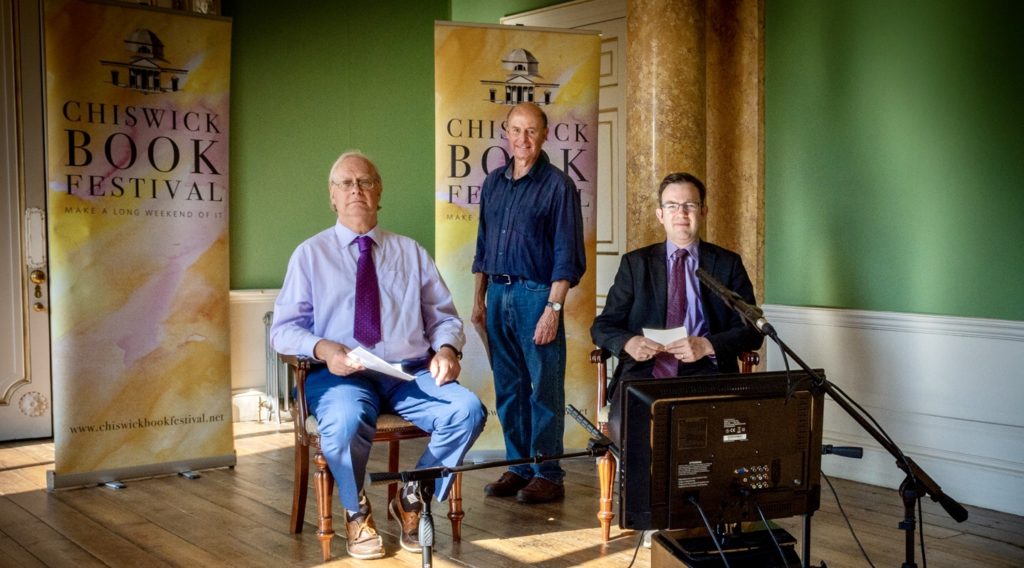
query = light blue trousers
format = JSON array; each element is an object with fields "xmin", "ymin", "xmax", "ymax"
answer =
[{"xmin": 305, "ymin": 365, "xmax": 487, "ymax": 512}]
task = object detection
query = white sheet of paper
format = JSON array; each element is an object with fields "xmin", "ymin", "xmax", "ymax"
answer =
[
  {"xmin": 347, "ymin": 347, "xmax": 415, "ymax": 381},
  {"xmin": 642, "ymin": 326, "xmax": 688, "ymax": 345}
]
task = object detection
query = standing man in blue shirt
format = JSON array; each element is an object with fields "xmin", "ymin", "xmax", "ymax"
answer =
[
  {"xmin": 472, "ymin": 102, "xmax": 586, "ymax": 504},
  {"xmin": 272, "ymin": 151, "xmax": 486, "ymax": 559}
]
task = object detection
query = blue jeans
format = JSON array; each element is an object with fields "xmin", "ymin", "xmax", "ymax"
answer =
[
  {"xmin": 305, "ymin": 364, "xmax": 487, "ymax": 511},
  {"xmin": 486, "ymin": 279, "xmax": 566, "ymax": 483}
]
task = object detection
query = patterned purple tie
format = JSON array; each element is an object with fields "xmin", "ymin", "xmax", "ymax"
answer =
[
  {"xmin": 353, "ymin": 236, "xmax": 381, "ymax": 347},
  {"xmin": 654, "ymin": 249, "xmax": 688, "ymax": 378}
]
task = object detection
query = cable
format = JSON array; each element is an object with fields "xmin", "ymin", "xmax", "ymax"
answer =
[
  {"xmin": 754, "ymin": 503, "xmax": 790, "ymax": 567},
  {"xmin": 625, "ymin": 530, "xmax": 644, "ymax": 568},
  {"xmin": 690, "ymin": 496, "xmax": 731, "ymax": 568},
  {"xmin": 823, "ymin": 472, "xmax": 876, "ymax": 568}
]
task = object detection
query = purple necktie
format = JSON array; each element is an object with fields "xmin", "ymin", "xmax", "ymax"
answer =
[
  {"xmin": 653, "ymin": 249, "xmax": 688, "ymax": 378},
  {"xmin": 353, "ymin": 236, "xmax": 381, "ymax": 347}
]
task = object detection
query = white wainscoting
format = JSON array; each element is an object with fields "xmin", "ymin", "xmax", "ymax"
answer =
[
  {"xmin": 762, "ymin": 304, "xmax": 1024, "ymax": 516},
  {"xmin": 229, "ymin": 289, "xmax": 279, "ymax": 421}
]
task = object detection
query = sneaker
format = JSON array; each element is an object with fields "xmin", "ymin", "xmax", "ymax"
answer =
[
  {"xmin": 516, "ymin": 477, "xmax": 565, "ymax": 504},
  {"xmin": 484, "ymin": 471, "xmax": 531, "ymax": 497}
]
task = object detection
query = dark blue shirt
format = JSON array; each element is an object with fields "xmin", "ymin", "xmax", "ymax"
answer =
[{"xmin": 472, "ymin": 151, "xmax": 586, "ymax": 286}]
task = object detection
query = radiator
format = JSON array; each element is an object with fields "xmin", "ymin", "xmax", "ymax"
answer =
[{"xmin": 263, "ymin": 310, "xmax": 293, "ymax": 423}]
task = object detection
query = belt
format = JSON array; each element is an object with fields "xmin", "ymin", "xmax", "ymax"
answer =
[
  {"xmin": 400, "ymin": 356, "xmax": 430, "ymax": 375},
  {"xmin": 489, "ymin": 274, "xmax": 522, "ymax": 285}
]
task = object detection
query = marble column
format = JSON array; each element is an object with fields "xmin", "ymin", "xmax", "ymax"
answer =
[
  {"xmin": 706, "ymin": 0, "xmax": 765, "ymax": 301},
  {"xmin": 626, "ymin": 0, "xmax": 764, "ymax": 300},
  {"xmin": 626, "ymin": 0, "xmax": 707, "ymax": 251}
]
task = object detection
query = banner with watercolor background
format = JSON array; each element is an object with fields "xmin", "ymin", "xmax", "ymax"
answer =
[{"xmin": 45, "ymin": 0, "xmax": 234, "ymax": 487}]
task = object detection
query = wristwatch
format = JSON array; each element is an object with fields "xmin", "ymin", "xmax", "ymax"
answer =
[
  {"xmin": 439, "ymin": 343, "xmax": 463, "ymax": 360},
  {"xmin": 546, "ymin": 301, "xmax": 563, "ymax": 312}
]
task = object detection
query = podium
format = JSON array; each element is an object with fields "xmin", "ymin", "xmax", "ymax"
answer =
[{"xmin": 651, "ymin": 528, "xmax": 802, "ymax": 568}]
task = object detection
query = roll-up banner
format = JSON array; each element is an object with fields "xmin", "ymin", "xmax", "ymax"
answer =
[
  {"xmin": 44, "ymin": 0, "xmax": 234, "ymax": 489},
  {"xmin": 434, "ymin": 22, "xmax": 600, "ymax": 452}
]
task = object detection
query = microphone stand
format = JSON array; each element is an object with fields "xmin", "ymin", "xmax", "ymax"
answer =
[
  {"xmin": 369, "ymin": 407, "xmax": 616, "ymax": 568},
  {"xmin": 696, "ymin": 269, "xmax": 968, "ymax": 568}
]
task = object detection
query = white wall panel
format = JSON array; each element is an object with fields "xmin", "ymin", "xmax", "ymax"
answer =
[{"xmin": 763, "ymin": 304, "xmax": 1024, "ymax": 516}]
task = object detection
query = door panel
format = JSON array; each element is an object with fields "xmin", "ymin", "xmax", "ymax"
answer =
[{"xmin": 1, "ymin": 0, "xmax": 52, "ymax": 441}]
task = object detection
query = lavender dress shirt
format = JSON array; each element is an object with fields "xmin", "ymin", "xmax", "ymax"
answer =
[
  {"xmin": 270, "ymin": 222, "xmax": 465, "ymax": 364},
  {"xmin": 665, "ymin": 240, "xmax": 709, "ymax": 338}
]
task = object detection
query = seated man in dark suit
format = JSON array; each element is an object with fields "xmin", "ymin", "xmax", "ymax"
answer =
[{"xmin": 591, "ymin": 172, "xmax": 764, "ymax": 436}]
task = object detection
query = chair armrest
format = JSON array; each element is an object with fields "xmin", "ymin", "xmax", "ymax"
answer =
[
  {"xmin": 591, "ymin": 347, "xmax": 611, "ymax": 430},
  {"xmin": 279, "ymin": 354, "xmax": 323, "ymax": 445}
]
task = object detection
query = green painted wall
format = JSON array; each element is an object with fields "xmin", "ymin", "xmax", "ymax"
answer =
[
  {"xmin": 227, "ymin": 0, "xmax": 1022, "ymax": 320},
  {"xmin": 225, "ymin": 1, "xmax": 447, "ymax": 289},
  {"xmin": 765, "ymin": 0, "xmax": 1024, "ymax": 321},
  {"xmin": 225, "ymin": 0, "xmax": 567, "ymax": 290}
]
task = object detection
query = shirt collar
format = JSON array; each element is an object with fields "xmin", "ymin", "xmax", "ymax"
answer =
[
  {"xmin": 665, "ymin": 239, "xmax": 700, "ymax": 261},
  {"xmin": 502, "ymin": 150, "xmax": 551, "ymax": 181},
  {"xmin": 333, "ymin": 221, "xmax": 381, "ymax": 247}
]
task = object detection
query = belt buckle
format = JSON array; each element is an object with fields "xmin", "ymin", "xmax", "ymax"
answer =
[{"xmin": 493, "ymin": 274, "xmax": 513, "ymax": 285}]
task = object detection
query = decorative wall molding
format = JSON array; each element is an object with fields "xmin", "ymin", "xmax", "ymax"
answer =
[{"xmin": 762, "ymin": 305, "xmax": 1024, "ymax": 516}]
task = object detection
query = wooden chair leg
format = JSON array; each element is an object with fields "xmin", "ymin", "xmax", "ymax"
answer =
[
  {"xmin": 597, "ymin": 453, "xmax": 616, "ymax": 542},
  {"xmin": 313, "ymin": 448, "xmax": 334, "ymax": 561},
  {"xmin": 447, "ymin": 472, "xmax": 464, "ymax": 542},
  {"xmin": 387, "ymin": 439, "xmax": 400, "ymax": 519},
  {"xmin": 290, "ymin": 436, "xmax": 309, "ymax": 534}
]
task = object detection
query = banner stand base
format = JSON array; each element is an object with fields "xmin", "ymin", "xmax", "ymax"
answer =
[{"xmin": 47, "ymin": 452, "xmax": 236, "ymax": 491}]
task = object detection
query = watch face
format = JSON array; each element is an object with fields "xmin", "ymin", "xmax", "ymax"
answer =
[{"xmin": 548, "ymin": 301, "xmax": 562, "ymax": 311}]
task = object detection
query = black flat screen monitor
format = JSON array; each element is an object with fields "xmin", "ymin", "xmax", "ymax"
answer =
[{"xmin": 617, "ymin": 370, "xmax": 825, "ymax": 531}]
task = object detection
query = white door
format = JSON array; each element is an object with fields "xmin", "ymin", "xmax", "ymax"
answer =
[
  {"xmin": 1, "ymin": 0, "xmax": 52, "ymax": 441},
  {"xmin": 502, "ymin": 0, "xmax": 628, "ymax": 312}
]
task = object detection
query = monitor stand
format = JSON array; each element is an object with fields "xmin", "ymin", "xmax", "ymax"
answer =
[{"xmin": 651, "ymin": 527, "xmax": 802, "ymax": 568}]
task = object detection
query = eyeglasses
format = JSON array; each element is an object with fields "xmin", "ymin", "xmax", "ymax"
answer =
[
  {"xmin": 661, "ymin": 201, "xmax": 701, "ymax": 213},
  {"xmin": 333, "ymin": 178, "xmax": 378, "ymax": 191}
]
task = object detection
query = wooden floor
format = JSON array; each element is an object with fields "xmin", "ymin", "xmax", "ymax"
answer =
[{"xmin": 2, "ymin": 421, "xmax": 1022, "ymax": 567}]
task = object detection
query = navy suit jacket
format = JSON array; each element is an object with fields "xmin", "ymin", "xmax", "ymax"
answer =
[{"xmin": 590, "ymin": 240, "xmax": 764, "ymax": 395}]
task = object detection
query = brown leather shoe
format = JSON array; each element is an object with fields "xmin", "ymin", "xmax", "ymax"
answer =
[
  {"xmin": 484, "ymin": 471, "xmax": 530, "ymax": 497},
  {"xmin": 388, "ymin": 498, "xmax": 422, "ymax": 553},
  {"xmin": 516, "ymin": 477, "xmax": 565, "ymax": 504},
  {"xmin": 345, "ymin": 513, "xmax": 385, "ymax": 560}
]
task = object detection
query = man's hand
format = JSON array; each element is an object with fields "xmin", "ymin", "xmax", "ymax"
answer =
[
  {"xmin": 471, "ymin": 273, "xmax": 488, "ymax": 328},
  {"xmin": 430, "ymin": 346, "xmax": 462, "ymax": 386},
  {"xmin": 471, "ymin": 301, "xmax": 487, "ymax": 328},
  {"xmin": 624, "ymin": 335, "xmax": 665, "ymax": 362},
  {"xmin": 663, "ymin": 336, "xmax": 714, "ymax": 363},
  {"xmin": 314, "ymin": 339, "xmax": 365, "ymax": 376},
  {"xmin": 533, "ymin": 307, "xmax": 559, "ymax": 345}
]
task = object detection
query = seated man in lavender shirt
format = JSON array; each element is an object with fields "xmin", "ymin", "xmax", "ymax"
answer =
[{"xmin": 271, "ymin": 151, "xmax": 486, "ymax": 560}]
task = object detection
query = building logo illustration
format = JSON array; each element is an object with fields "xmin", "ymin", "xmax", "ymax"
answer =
[
  {"xmin": 100, "ymin": 29, "xmax": 188, "ymax": 94},
  {"xmin": 480, "ymin": 48, "xmax": 559, "ymax": 105}
]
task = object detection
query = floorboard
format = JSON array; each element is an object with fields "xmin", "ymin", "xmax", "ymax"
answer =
[{"xmin": 1, "ymin": 421, "xmax": 1021, "ymax": 567}]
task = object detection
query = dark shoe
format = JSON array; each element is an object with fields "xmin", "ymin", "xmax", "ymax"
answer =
[
  {"xmin": 484, "ymin": 471, "xmax": 530, "ymax": 497},
  {"xmin": 516, "ymin": 477, "xmax": 565, "ymax": 504},
  {"xmin": 389, "ymin": 498, "xmax": 422, "ymax": 553},
  {"xmin": 344, "ymin": 507, "xmax": 385, "ymax": 559}
]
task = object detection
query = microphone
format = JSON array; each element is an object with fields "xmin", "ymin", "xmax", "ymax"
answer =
[{"xmin": 695, "ymin": 267, "xmax": 775, "ymax": 337}]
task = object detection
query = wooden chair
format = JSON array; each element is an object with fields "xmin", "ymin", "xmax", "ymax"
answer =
[
  {"xmin": 591, "ymin": 348, "xmax": 760, "ymax": 542},
  {"xmin": 283, "ymin": 355, "xmax": 464, "ymax": 561}
]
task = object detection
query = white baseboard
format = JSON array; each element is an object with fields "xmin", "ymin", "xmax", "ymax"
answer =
[{"xmin": 762, "ymin": 305, "xmax": 1024, "ymax": 516}]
